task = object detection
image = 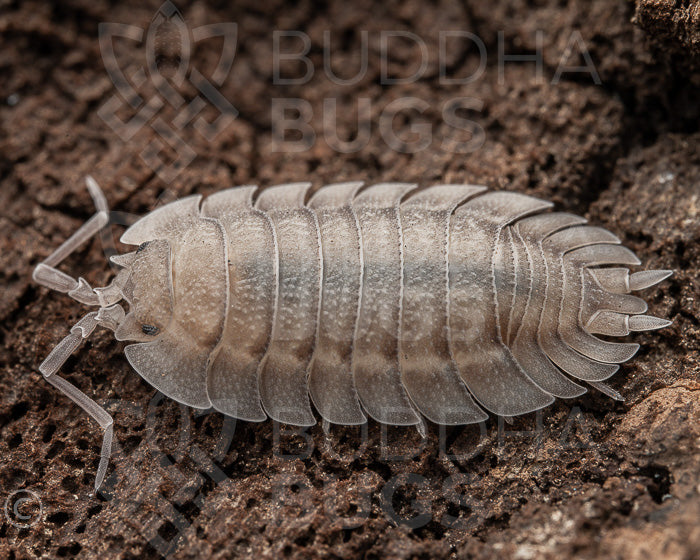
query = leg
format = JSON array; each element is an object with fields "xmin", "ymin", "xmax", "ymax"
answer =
[
  {"xmin": 588, "ymin": 381, "xmax": 624, "ymax": 401},
  {"xmin": 87, "ymin": 175, "xmax": 142, "ymax": 270},
  {"xmin": 40, "ymin": 311, "xmax": 114, "ymax": 491},
  {"xmin": 33, "ymin": 177, "xmax": 111, "ymax": 305},
  {"xmin": 415, "ymin": 416, "xmax": 427, "ymax": 438},
  {"xmin": 44, "ymin": 375, "xmax": 113, "ymax": 492}
]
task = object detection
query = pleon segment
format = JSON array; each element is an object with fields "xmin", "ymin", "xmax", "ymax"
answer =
[
  {"xmin": 307, "ymin": 182, "xmax": 367, "ymax": 425},
  {"xmin": 582, "ymin": 267, "xmax": 650, "ymax": 323},
  {"xmin": 507, "ymin": 214, "xmax": 588, "ymax": 398},
  {"xmin": 538, "ymin": 229, "xmax": 629, "ymax": 382},
  {"xmin": 399, "ymin": 185, "xmax": 488, "ymax": 424},
  {"xmin": 449, "ymin": 191, "xmax": 555, "ymax": 416},
  {"xmin": 560, "ymin": 244, "xmax": 642, "ymax": 363},
  {"xmin": 201, "ymin": 186, "xmax": 276, "ymax": 422},
  {"xmin": 254, "ymin": 183, "xmax": 319, "ymax": 426},
  {"xmin": 586, "ymin": 311, "xmax": 631, "ymax": 336},
  {"xmin": 505, "ymin": 227, "xmax": 529, "ymax": 346},
  {"xmin": 352, "ymin": 183, "xmax": 421, "ymax": 425},
  {"xmin": 586, "ymin": 267, "xmax": 629, "ymax": 294}
]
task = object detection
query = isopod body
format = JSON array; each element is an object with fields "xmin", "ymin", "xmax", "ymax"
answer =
[{"xmin": 33, "ymin": 180, "xmax": 673, "ymax": 488}]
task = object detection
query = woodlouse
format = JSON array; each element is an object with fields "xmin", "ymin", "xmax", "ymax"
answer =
[{"xmin": 33, "ymin": 178, "xmax": 673, "ymax": 489}]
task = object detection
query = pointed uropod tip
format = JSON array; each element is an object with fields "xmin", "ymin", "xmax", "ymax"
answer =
[
  {"xmin": 629, "ymin": 315, "xmax": 674, "ymax": 331},
  {"xmin": 629, "ymin": 269, "xmax": 674, "ymax": 291}
]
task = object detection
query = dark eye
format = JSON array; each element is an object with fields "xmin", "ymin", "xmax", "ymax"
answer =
[
  {"xmin": 136, "ymin": 242, "xmax": 150, "ymax": 254},
  {"xmin": 141, "ymin": 324, "xmax": 159, "ymax": 336}
]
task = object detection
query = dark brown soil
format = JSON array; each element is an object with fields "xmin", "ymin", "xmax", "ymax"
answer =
[{"xmin": 1, "ymin": 1, "xmax": 698, "ymax": 559}]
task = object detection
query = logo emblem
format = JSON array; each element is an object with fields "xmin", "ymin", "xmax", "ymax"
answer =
[{"xmin": 98, "ymin": 2, "xmax": 238, "ymax": 182}]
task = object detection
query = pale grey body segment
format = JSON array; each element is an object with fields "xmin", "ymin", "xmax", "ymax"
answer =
[
  {"xmin": 200, "ymin": 185, "xmax": 275, "ymax": 422},
  {"xmin": 33, "ymin": 179, "xmax": 673, "ymax": 488},
  {"xmin": 307, "ymin": 182, "xmax": 366, "ymax": 425},
  {"xmin": 398, "ymin": 185, "xmax": 487, "ymax": 425},
  {"xmin": 351, "ymin": 183, "xmax": 421, "ymax": 426},
  {"xmin": 254, "ymin": 183, "xmax": 320, "ymax": 426}
]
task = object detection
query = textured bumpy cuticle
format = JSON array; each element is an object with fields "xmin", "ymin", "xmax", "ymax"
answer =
[{"xmin": 111, "ymin": 182, "xmax": 672, "ymax": 427}]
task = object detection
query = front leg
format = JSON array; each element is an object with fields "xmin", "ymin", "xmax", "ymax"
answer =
[
  {"xmin": 39, "ymin": 311, "xmax": 115, "ymax": 491},
  {"xmin": 32, "ymin": 177, "xmax": 111, "ymax": 305}
]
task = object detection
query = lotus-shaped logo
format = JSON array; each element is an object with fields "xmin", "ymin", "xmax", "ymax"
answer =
[{"xmin": 98, "ymin": 2, "xmax": 238, "ymax": 182}]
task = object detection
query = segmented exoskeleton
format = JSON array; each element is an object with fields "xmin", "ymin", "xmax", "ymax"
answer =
[{"xmin": 33, "ymin": 179, "xmax": 673, "ymax": 489}]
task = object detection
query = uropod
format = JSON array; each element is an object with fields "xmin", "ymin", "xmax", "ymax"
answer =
[{"xmin": 34, "ymin": 178, "xmax": 673, "ymax": 489}]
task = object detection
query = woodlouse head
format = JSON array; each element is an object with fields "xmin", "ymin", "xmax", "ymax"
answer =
[{"xmin": 113, "ymin": 239, "xmax": 174, "ymax": 342}]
